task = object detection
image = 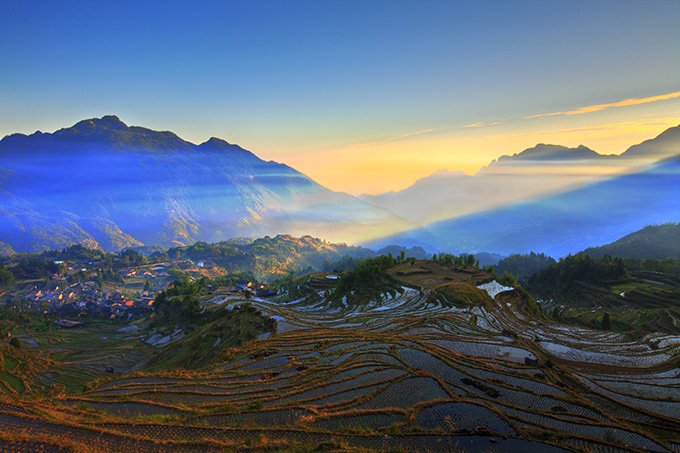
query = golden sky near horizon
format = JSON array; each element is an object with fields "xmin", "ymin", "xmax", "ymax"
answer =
[{"xmin": 281, "ymin": 94, "xmax": 680, "ymax": 195}]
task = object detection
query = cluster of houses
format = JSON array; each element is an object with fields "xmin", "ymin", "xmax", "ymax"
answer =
[
  {"xmin": 5, "ymin": 281, "xmax": 156, "ymax": 320},
  {"xmin": 2, "ymin": 256, "xmax": 285, "ymax": 329},
  {"xmin": 231, "ymin": 281, "xmax": 278, "ymax": 298}
]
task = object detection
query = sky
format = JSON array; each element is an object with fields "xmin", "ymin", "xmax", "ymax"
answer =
[{"xmin": 1, "ymin": 0, "xmax": 679, "ymax": 195}]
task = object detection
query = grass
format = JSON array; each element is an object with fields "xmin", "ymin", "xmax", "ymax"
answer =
[
  {"xmin": 0, "ymin": 371, "xmax": 25, "ymax": 393},
  {"xmin": 3, "ymin": 356, "xmax": 19, "ymax": 371},
  {"xmin": 132, "ymin": 413, "xmax": 181, "ymax": 423},
  {"xmin": 429, "ymin": 282, "xmax": 493, "ymax": 309},
  {"xmin": 563, "ymin": 306, "xmax": 680, "ymax": 335}
]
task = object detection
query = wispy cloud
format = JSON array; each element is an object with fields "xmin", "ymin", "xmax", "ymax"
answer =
[
  {"xmin": 483, "ymin": 117, "xmax": 680, "ymax": 142},
  {"xmin": 343, "ymin": 128, "xmax": 434, "ymax": 149},
  {"xmin": 526, "ymin": 91, "xmax": 680, "ymax": 119},
  {"xmin": 463, "ymin": 121, "xmax": 501, "ymax": 128},
  {"xmin": 386, "ymin": 129, "xmax": 435, "ymax": 141},
  {"xmin": 343, "ymin": 122, "xmax": 504, "ymax": 150}
]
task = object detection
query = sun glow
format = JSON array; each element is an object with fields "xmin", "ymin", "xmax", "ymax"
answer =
[{"xmin": 289, "ymin": 115, "xmax": 680, "ymax": 195}]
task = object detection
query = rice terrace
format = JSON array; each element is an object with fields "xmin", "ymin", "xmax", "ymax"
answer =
[
  {"xmin": 1, "ymin": 256, "xmax": 678, "ymax": 453},
  {"xmin": 2, "ymin": 0, "xmax": 680, "ymax": 451}
]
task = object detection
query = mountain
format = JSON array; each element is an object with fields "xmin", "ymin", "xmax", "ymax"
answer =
[
  {"xmin": 0, "ymin": 116, "xmax": 412, "ymax": 252},
  {"xmin": 364, "ymin": 155, "xmax": 680, "ymax": 257},
  {"xmin": 359, "ymin": 169, "xmax": 474, "ymax": 224},
  {"xmin": 165, "ymin": 234, "xmax": 376, "ymax": 278},
  {"xmin": 360, "ymin": 125, "xmax": 679, "ymax": 225},
  {"xmin": 582, "ymin": 223, "xmax": 680, "ymax": 260},
  {"xmin": 495, "ymin": 143, "xmax": 610, "ymax": 162},
  {"xmin": 374, "ymin": 244, "xmax": 430, "ymax": 260},
  {"xmin": 619, "ymin": 125, "xmax": 680, "ymax": 159},
  {"xmin": 0, "ymin": 242, "xmax": 14, "ymax": 257}
]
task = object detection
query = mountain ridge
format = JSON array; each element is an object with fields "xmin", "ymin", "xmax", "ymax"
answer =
[
  {"xmin": 582, "ymin": 223, "xmax": 680, "ymax": 260},
  {"xmin": 496, "ymin": 143, "xmax": 611, "ymax": 162},
  {"xmin": 362, "ymin": 154, "xmax": 680, "ymax": 257},
  {"xmin": 0, "ymin": 116, "xmax": 413, "ymax": 252},
  {"xmin": 360, "ymin": 125, "xmax": 680, "ymax": 225}
]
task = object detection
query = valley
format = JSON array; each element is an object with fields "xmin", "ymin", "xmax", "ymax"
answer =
[{"xmin": 3, "ymin": 2, "xmax": 680, "ymax": 451}]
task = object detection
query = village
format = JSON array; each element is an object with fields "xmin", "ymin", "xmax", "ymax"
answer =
[{"xmin": 1, "ymin": 255, "xmax": 276, "ymax": 326}]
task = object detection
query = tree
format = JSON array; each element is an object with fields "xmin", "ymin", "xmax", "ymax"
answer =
[
  {"xmin": 551, "ymin": 307, "xmax": 560, "ymax": 320},
  {"xmin": 601, "ymin": 312, "xmax": 612, "ymax": 330},
  {"xmin": 10, "ymin": 337, "xmax": 21, "ymax": 349},
  {"xmin": 466, "ymin": 254, "xmax": 476, "ymax": 267},
  {"xmin": 0, "ymin": 264, "xmax": 14, "ymax": 289},
  {"xmin": 499, "ymin": 270, "xmax": 518, "ymax": 287}
]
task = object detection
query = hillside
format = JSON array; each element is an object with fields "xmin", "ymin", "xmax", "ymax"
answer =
[
  {"xmin": 2, "ymin": 259, "xmax": 679, "ymax": 452},
  {"xmin": 165, "ymin": 234, "xmax": 376, "ymax": 278},
  {"xmin": 583, "ymin": 223, "xmax": 680, "ymax": 260},
  {"xmin": 527, "ymin": 253, "xmax": 680, "ymax": 334},
  {"xmin": 0, "ymin": 116, "xmax": 412, "ymax": 253},
  {"xmin": 620, "ymin": 124, "xmax": 680, "ymax": 159}
]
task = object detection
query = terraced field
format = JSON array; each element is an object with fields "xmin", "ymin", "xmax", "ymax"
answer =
[{"xmin": 1, "ymin": 262, "xmax": 678, "ymax": 452}]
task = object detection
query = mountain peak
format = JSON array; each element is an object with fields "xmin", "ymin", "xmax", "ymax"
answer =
[
  {"xmin": 200, "ymin": 137, "xmax": 234, "ymax": 149},
  {"xmin": 0, "ymin": 115, "xmax": 195, "ymax": 155},
  {"xmin": 97, "ymin": 115, "xmax": 128, "ymax": 130},
  {"xmin": 72, "ymin": 115, "xmax": 129, "ymax": 132},
  {"xmin": 498, "ymin": 143, "xmax": 605, "ymax": 162},
  {"xmin": 197, "ymin": 137, "xmax": 260, "ymax": 161}
]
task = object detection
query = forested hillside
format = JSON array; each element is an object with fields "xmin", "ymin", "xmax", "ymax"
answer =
[{"xmin": 583, "ymin": 223, "xmax": 680, "ymax": 260}]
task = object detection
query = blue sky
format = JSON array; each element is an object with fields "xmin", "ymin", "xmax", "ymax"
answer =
[{"xmin": 1, "ymin": 0, "xmax": 679, "ymax": 193}]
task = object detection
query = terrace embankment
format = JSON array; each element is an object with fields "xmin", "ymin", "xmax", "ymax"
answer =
[{"xmin": 1, "ymin": 260, "xmax": 678, "ymax": 452}]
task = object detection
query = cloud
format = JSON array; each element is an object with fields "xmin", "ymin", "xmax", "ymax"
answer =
[
  {"xmin": 343, "ymin": 122, "xmax": 504, "ymax": 150},
  {"xmin": 526, "ymin": 91, "xmax": 680, "ymax": 119},
  {"xmin": 463, "ymin": 121, "xmax": 501, "ymax": 128},
  {"xmin": 386, "ymin": 129, "xmax": 435, "ymax": 141},
  {"xmin": 343, "ymin": 128, "xmax": 434, "ymax": 149}
]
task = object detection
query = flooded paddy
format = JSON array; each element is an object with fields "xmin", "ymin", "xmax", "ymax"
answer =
[{"xmin": 2, "ymin": 280, "xmax": 678, "ymax": 452}]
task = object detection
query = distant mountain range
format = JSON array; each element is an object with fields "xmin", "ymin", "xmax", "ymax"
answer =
[
  {"xmin": 360, "ymin": 125, "xmax": 680, "ymax": 225},
  {"xmin": 364, "ymin": 154, "xmax": 680, "ymax": 257},
  {"xmin": 0, "ymin": 116, "xmax": 412, "ymax": 252},
  {"xmin": 1, "ymin": 116, "xmax": 678, "ymax": 256}
]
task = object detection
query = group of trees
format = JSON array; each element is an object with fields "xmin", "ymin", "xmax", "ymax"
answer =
[
  {"xmin": 151, "ymin": 278, "xmax": 209, "ymax": 327},
  {"xmin": 432, "ymin": 252, "xmax": 480, "ymax": 268},
  {"xmin": 495, "ymin": 252, "xmax": 556, "ymax": 280},
  {"xmin": 619, "ymin": 258, "xmax": 679, "ymax": 275},
  {"xmin": 39, "ymin": 244, "xmax": 104, "ymax": 262},
  {"xmin": 213, "ymin": 271, "xmax": 257, "ymax": 288},
  {"xmin": 150, "ymin": 277, "xmax": 276, "ymax": 343},
  {"xmin": 0, "ymin": 264, "xmax": 14, "ymax": 289},
  {"xmin": 527, "ymin": 253, "xmax": 629, "ymax": 298},
  {"xmin": 119, "ymin": 249, "xmax": 146, "ymax": 266},
  {"xmin": 498, "ymin": 270, "xmax": 518, "ymax": 287},
  {"xmin": 330, "ymin": 255, "xmax": 403, "ymax": 306},
  {"xmin": 11, "ymin": 257, "xmax": 61, "ymax": 280}
]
